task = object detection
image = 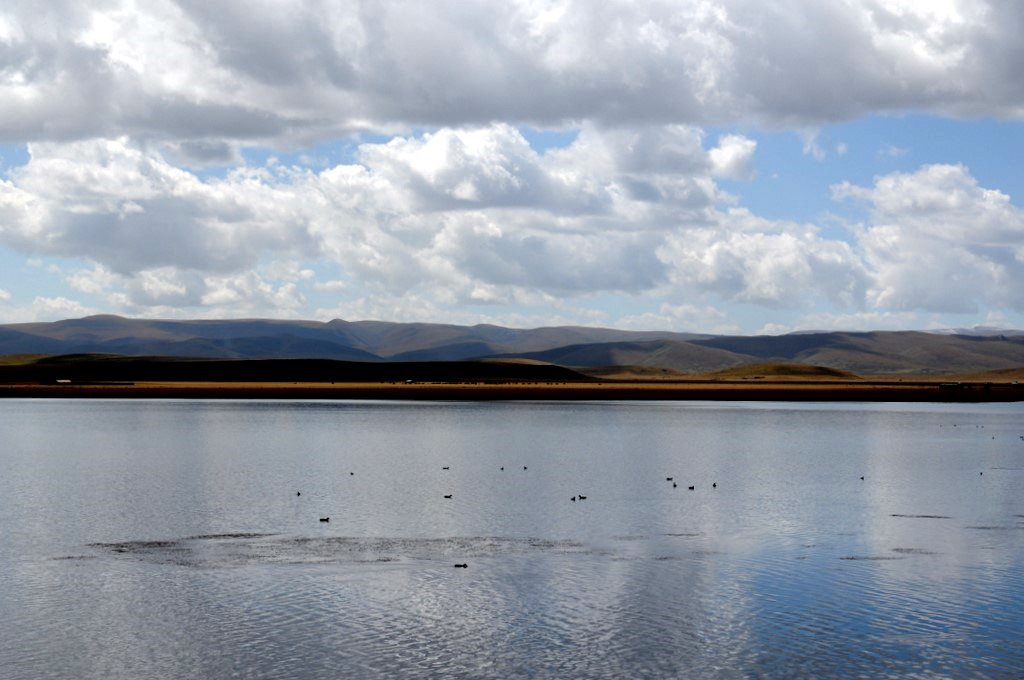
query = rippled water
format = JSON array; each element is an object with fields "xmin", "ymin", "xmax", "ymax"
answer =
[{"xmin": 1, "ymin": 399, "xmax": 1022, "ymax": 678}]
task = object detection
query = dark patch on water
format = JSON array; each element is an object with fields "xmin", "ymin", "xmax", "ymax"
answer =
[
  {"xmin": 965, "ymin": 526, "xmax": 1021, "ymax": 531},
  {"xmin": 839, "ymin": 556, "xmax": 905, "ymax": 561},
  {"xmin": 891, "ymin": 514, "xmax": 952, "ymax": 519},
  {"xmin": 611, "ymin": 535, "xmax": 647, "ymax": 541},
  {"xmin": 664, "ymin": 532, "xmax": 702, "ymax": 537},
  {"xmin": 89, "ymin": 534, "xmax": 590, "ymax": 568},
  {"xmin": 51, "ymin": 555, "xmax": 97, "ymax": 561},
  {"xmin": 184, "ymin": 532, "xmax": 274, "ymax": 540},
  {"xmin": 891, "ymin": 548, "xmax": 940, "ymax": 555}
]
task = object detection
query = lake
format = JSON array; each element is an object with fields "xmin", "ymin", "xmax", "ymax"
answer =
[{"xmin": 1, "ymin": 399, "xmax": 1022, "ymax": 678}]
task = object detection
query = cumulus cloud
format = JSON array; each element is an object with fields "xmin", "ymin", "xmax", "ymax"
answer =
[
  {"xmin": 63, "ymin": 263, "xmax": 310, "ymax": 319},
  {"xmin": 835, "ymin": 164, "xmax": 1024, "ymax": 313},
  {"xmin": 0, "ymin": 295, "xmax": 96, "ymax": 323},
  {"xmin": 0, "ymin": 138, "xmax": 321, "ymax": 274},
  {"xmin": 759, "ymin": 310, "xmax": 927, "ymax": 335},
  {"xmin": 0, "ymin": 1, "xmax": 1021, "ymax": 149},
  {"xmin": 2, "ymin": 90, "xmax": 1020, "ymax": 330},
  {"xmin": 618, "ymin": 302, "xmax": 742, "ymax": 334},
  {"xmin": 709, "ymin": 134, "xmax": 756, "ymax": 180},
  {"xmin": 659, "ymin": 208, "xmax": 870, "ymax": 308},
  {"xmin": 0, "ymin": 123, "xmax": 880, "ymax": 321}
]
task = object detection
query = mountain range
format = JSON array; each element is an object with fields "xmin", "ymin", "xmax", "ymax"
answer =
[{"xmin": 3, "ymin": 315, "xmax": 1024, "ymax": 376}]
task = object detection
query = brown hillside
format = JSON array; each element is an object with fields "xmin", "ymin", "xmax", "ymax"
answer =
[
  {"xmin": 702, "ymin": 363, "xmax": 862, "ymax": 380},
  {"xmin": 582, "ymin": 365, "xmax": 691, "ymax": 380}
]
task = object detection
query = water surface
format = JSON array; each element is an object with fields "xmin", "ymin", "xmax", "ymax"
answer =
[{"xmin": 2, "ymin": 399, "xmax": 1022, "ymax": 677}]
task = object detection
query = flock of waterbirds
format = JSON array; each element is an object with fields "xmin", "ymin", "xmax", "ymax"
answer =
[
  {"xmin": 291, "ymin": 422, "xmax": 1018, "ymax": 569},
  {"xmin": 294, "ymin": 465, "xmax": 725, "ymax": 569}
]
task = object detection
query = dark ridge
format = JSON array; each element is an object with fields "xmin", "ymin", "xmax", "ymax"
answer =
[
  {"xmin": 691, "ymin": 331, "xmax": 851, "ymax": 358},
  {"xmin": 0, "ymin": 354, "xmax": 592, "ymax": 384},
  {"xmin": 485, "ymin": 339, "xmax": 753, "ymax": 373},
  {"xmin": 0, "ymin": 328, "xmax": 73, "ymax": 355}
]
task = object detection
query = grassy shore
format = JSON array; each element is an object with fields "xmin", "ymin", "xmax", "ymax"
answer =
[
  {"xmin": 2, "ymin": 378, "xmax": 1022, "ymax": 402},
  {"xmin": 2, "ymin": 355, "xmax": 1022, "ymax": 401}
]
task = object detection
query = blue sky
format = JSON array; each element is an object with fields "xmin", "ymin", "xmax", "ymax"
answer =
[{"xmin": 2, "ymin": 1, "xmax": 1024, "ymax": 334}]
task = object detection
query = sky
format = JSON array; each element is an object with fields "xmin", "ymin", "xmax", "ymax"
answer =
[{"xmin": 2, "ymin": 0, "xmax": 1024, "ymax": 334}]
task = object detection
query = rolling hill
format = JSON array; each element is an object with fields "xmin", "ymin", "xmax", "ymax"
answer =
[{"xmin": 2, "ymin": 315, "xmax": 1024, "ymax": 376}]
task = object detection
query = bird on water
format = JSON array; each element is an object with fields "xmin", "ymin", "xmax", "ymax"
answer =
[{"xmin": 319, "ymin": 517, "xmax": 329, "ymax": 522}]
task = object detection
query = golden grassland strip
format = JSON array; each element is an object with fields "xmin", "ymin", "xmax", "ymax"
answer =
[{"xmin": 1, "ymin": 380, "xmax": 1022, "ymax": 402}]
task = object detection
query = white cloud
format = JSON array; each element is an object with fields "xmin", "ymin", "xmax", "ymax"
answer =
[
  {"xmin": 67, "ymin": 265, "xmax": 117, "ymax": 295},
  {"xmin": 0, "ymin": 126, "xmax": 722, "ymax": 308},
  {"xmin": 801, "ymin": 130, "xmax": 827, "ymax": 162},
  {"xmin": 659, "ymin": 208, "xmax": 869, "ymax": 308},
  {"xmin": 4, "ymin": 118, "xmax": 1022, "ymax": 331},
  {"xmin": 1, "ymin": 138, "xmax": 321, "ymax": 274},
  {"xmin": 0, "ymin": 288, "xmax": 10, "ymax": 302},
  {"xmin": 617, "ymin": 302, "xmax": 742, "ymax": 334},
  {"xmin": 760, "ymin": 311, "xmax": 925, "ymax": 334},
  {"xmin": 835, "ymin": 164, "xmax": 1024, "ymax": 313},
  {"xmin": 27, "ymin": 296, "xmax": 96, "ymax": 322},
  {"xmin": 879, "ymin": 144, "xmax": 909, "ymax": 159},
  {"xmin": 313, "ymin": 280, "xmax": 347, "ymax": 293},
  {"xmin": 0, "ymin": 0, "xmax": 1020, "ymax": 150},
  {"xmin": 709, "ymin": 134, "xmax": 756, "ymax": 180},
  {"xmin": 198, "ymin": 272, "xmax": 305, "ymax": 315}
]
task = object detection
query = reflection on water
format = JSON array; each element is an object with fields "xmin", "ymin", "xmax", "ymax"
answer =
[{"xmin": 1, "ymin": 399, "xmax": 1023, "ymax": 678}]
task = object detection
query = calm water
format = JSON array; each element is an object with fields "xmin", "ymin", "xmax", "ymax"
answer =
[{"xmin": 1, "ymin": 399, "xmax": 1022, "ymax": 678}]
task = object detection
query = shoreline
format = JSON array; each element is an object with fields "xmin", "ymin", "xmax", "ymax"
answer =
[{"xmin": 2, "ymin": 380, "xmax": 1022, "ymax": 402}]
